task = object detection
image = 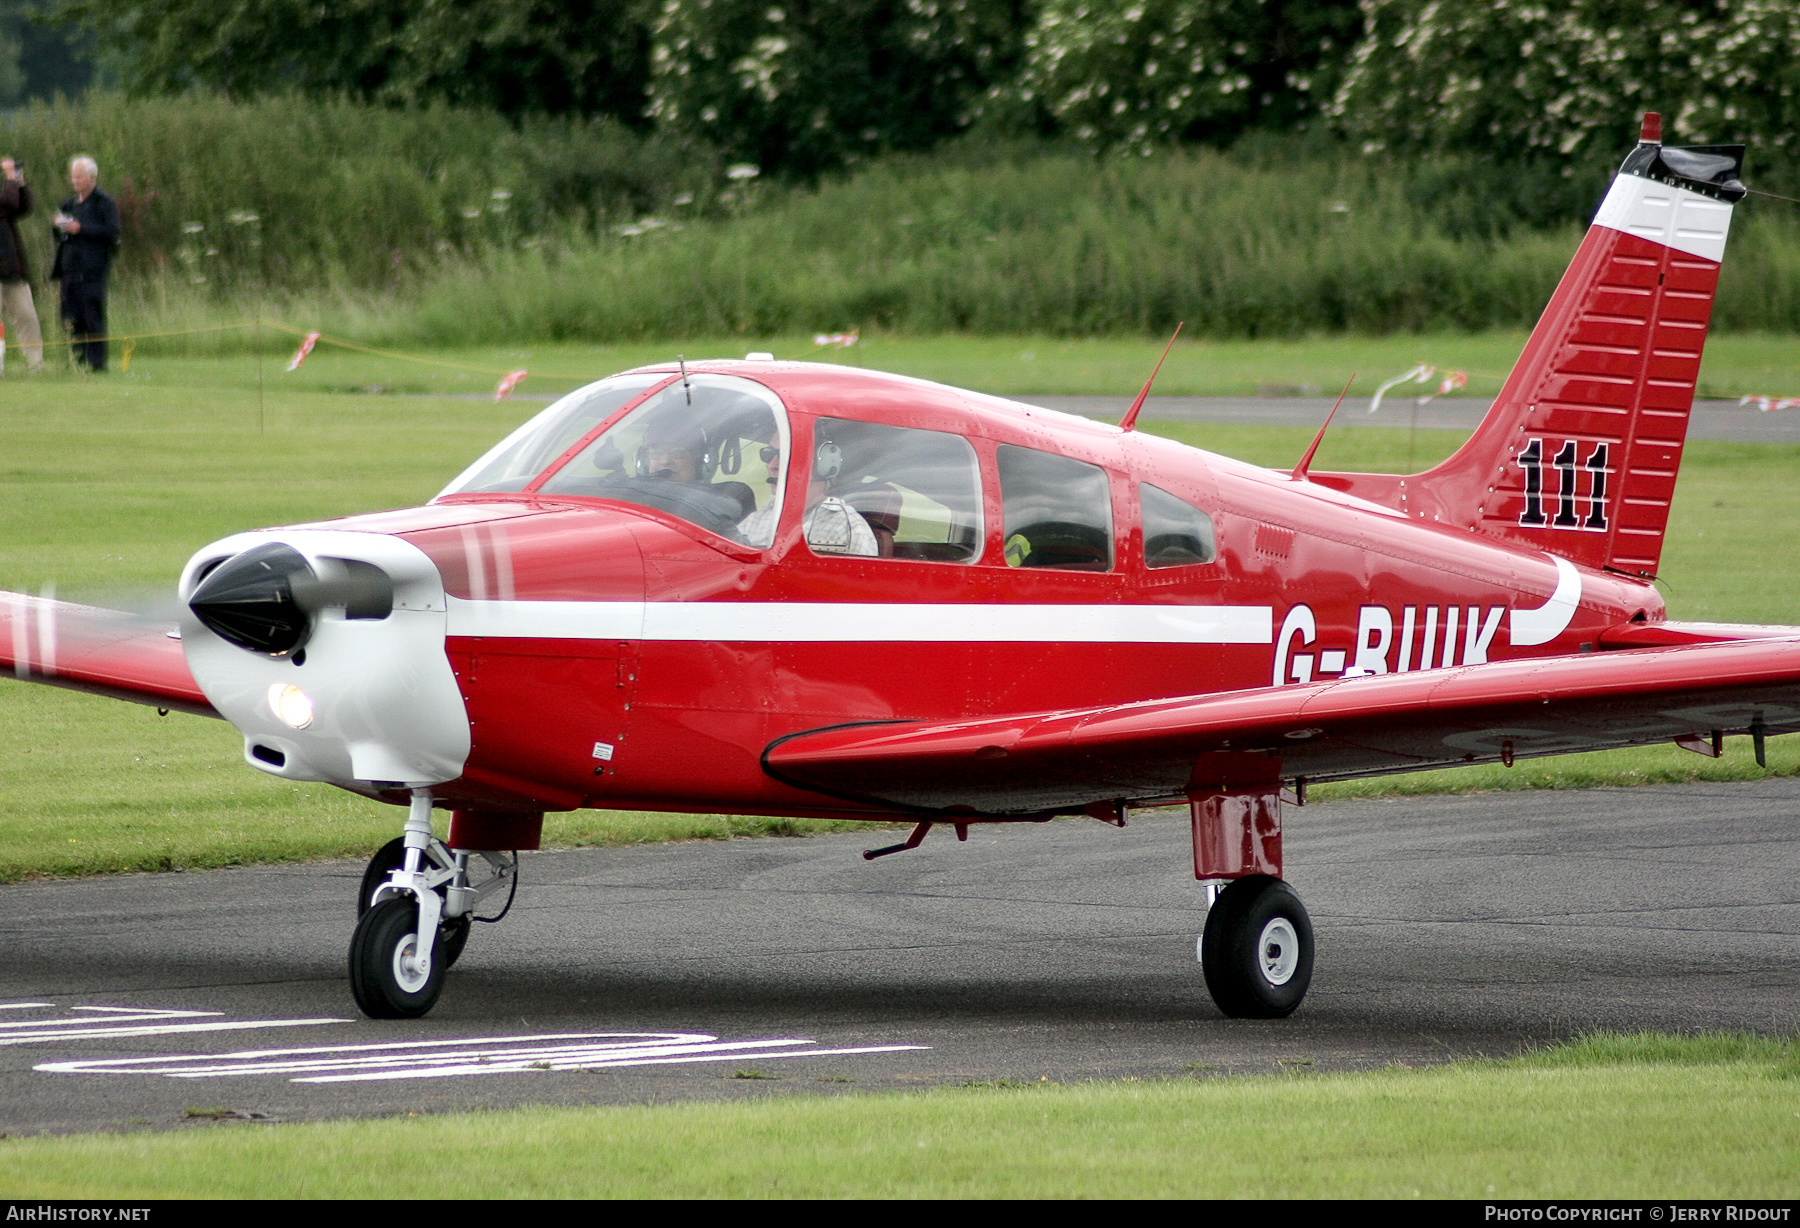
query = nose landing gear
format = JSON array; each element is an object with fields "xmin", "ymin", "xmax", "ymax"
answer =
[{"xmin": 348, "ymin": 790, "xmax": 518, "ymax": 1019}]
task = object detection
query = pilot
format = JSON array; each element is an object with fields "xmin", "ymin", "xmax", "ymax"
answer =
[
  {"xmin": 641, "ymin": 416, "xmax": 755, "ymax": 520},
  {"xmin": 641, "ymin": 417, "xmax": 705, "ymax": 484}
]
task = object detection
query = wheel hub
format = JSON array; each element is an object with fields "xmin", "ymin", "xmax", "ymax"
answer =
[
  {"xmin": 391, "ymin": 931, "xmax": 431, "ymax": 992},
  {"xmin": 1258, "ymin": 917, "xmax": 1299, "ymax": 986}
]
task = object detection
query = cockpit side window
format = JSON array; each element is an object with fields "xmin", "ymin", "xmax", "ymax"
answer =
[
  {"xmin": 1141, "ymin": 483, "xmax": 1217, "ymax": 568},
  {"xmin": 804, "ymin": 418, "xmax": 983, "ymax": 562},
  {"xmin": 997, "ymin": 444, "xmax": 1114, "ymax": 571},
  {"xmin": 437, "ymin": 373, "xmax": 665, "ymax": 498},
  {"xmin": 530, "ymin": 374, "xmax": 791, "ymax": 547}
]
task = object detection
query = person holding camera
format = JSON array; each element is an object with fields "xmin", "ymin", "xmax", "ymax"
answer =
[
  {"xmin": 0, "ymin": 156, "xmax": 45, "ymax": 372},
  {"xmin": 51, "ymin": 155, "xmax": 119, "ymax": 372}
]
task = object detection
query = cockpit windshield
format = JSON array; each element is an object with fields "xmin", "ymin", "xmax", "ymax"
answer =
[
  {"xmin": 437, "ymin": 373, "xmax": 664, "ymax": 499},
  {"xmin": 533, "ymin": 373, "xmax": 791, "ymax": 547},
  {"xmin": 436, "ymin": 371, "xmax": 792, "ymax": 548}
]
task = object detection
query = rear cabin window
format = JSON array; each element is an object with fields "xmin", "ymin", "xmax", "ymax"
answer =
[
  {"xmin": 804, "ymin": 418, "xmax": 983, "ymax": 562},
  {"xmin": 997, "ymin": 444, "xmax": 1114, "ymax": 571},
  {"xmin": 1141, "ymin": 483, "xmax": 1217, "ymax": 568}
]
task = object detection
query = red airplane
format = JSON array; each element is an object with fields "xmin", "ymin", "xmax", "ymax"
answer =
[{"xmin": 3, "ymin": 115, "xmax": 1790, "ymax": 1022}]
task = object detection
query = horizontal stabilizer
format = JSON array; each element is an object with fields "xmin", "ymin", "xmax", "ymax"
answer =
[
  {"xmin": 0, "ymin": 592, "xmax": 215, "ymax": 717},
  {"xmin": 764, "ymin": 634, "xmax": 1800, "ymax": 815}
]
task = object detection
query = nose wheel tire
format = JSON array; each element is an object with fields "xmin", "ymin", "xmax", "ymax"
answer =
[
  {"xmin": 1200, "ymin": 875, "xmax": 1314, "ymax": 1019},
  {"xmin": 358, "ymin": 836, "xmax": 469, "ymax": 969},
  {"xmin": 349, "ymin": 897, "xmax": 445, "ymax": 1019}
]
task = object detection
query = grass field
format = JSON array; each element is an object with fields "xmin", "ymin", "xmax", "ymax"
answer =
[
  {"xmin": 2, "ymin": 338, "xmax": 1799, "ymax": 882},
  {"xmin": 13, "ymin": 327, "xmax": 1800, "ymax": 400},
  {"xmin": 0, "ymin": 1034, "xmax": 1794, "ymax": 1197}
]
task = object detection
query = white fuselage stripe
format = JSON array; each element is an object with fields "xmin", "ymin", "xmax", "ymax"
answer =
[{"xmin": 445, "ymin": 598, "xmax": 1274, "ymax": 645}]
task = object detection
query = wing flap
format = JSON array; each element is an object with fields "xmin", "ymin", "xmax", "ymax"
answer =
[
  {"xmin": 763, "ymin": 637, "xmax": 1800, "ymax": 814},
  {"xmin": 0, "ymin": 593, "xmax": 216, "ymax": 717}
]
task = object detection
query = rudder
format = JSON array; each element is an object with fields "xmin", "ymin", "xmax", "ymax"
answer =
[{"xmin": 1318, "ymin": 115, "xmax": 1744, "ymax": 579}]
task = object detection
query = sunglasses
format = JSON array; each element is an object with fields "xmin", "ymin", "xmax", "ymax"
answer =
[{"xmin": 759, "ymin": 446, "xmax": 780, "ymax": 463}]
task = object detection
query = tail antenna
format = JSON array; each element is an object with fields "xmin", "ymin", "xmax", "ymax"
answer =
[
  {"xmin": 1118, "ymin": 322, "xmax": 1184, "ymax": 433},
  {"xmin": 678, "ymin": 354, "xmax": 692, "ymax": 405},
  {"xmin": 1291, "ymin": 375, "xmax": 1356, "ymax": 483}
]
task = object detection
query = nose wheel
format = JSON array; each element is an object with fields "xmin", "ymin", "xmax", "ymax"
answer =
[
  {"xmin": 349, "ymin": 897, "xmax": 445, "ymax": 1018},
  {"xmin": 359, "ymin": 836, "xmax": 469, "ymax": 969},
  {"xmin": 1199, "ymin": 875, "xmax": 1314, "ymax": 1018},
  {"xmin": 348, "ymin": 792, "xmax": 518, "ymax": 1019}
]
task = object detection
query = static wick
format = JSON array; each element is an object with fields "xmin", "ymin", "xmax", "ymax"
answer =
[{"xmin": 1119, "ymin": 322, "xmax": 1184, "ymax": 433}]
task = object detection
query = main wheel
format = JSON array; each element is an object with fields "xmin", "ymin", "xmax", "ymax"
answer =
[
  {"xmin": 348, "ymin": 896, "xmax": 445, "ymax": 1018},
  {"xmin": 1200, "ymin": 875, "xmax": 1314, "ymax": 1019},
  {"xmin": 358, "ymin": 837, "xmax": 470, "ymax": 969}
]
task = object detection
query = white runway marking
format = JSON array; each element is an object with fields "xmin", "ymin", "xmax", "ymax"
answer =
[
  {"xmin": 37, "ymin": 1032, "xmax": 930, "ymax": 1083},
  {"xmin": 0, "ymin": 1003, "xmax": 348, "ymax": 1045}
]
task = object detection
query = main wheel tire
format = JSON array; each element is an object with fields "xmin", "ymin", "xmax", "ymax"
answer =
[
  {"xmin": 359, "ymin": 837, "xmax": 470, "ymax": 969},
  {"xmin": 348, "ymin": 897, "xmax": 445, "ymax": 1019},
  {"xmin": 1200, "ymin": 875, "xmax": 1314, "ymax": 1019}
]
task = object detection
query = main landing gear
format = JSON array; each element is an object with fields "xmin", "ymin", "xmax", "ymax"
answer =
[
  {"xmin": 1198, "ymin": 876, "xmax": 1314, "ymax": 1018},
  {"xmin": 348, "ymin": 790, "xmax": 518, "ymax": 1018},
  {"xmin": 1190, "ymin": 789, "xmax": 1314, "ymax": 1018}
]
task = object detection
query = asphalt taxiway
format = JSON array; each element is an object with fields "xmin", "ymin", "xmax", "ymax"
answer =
[
  {"xmin": 1026, "ymin": 395, "xmax": 1800, "ymax": 443},
  {"xmin": 4, "ymin": 777, "xmax": 1796, "ymax": 1135}
]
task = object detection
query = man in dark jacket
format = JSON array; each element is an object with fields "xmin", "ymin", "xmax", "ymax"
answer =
[
  {"xmin": 0, "ymin": 156, "xmax": 45, "ymax": 371},
  {"xmin": 51, "ymin": 155, "xmax": 119, "ymax": 372}
]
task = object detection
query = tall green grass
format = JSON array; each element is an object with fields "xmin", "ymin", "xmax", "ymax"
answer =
[
  {"xmin": 6, "ymin": 94, "xmax": 1800, "ymax": 347},
  {"xmin": 0, "ymin": 93, "xmax": 717, "ymax": 296}
]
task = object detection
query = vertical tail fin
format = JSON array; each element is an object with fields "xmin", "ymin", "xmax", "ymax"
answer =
[{"xmin": 1319, "ymin": 116, "xmax": 1745, "ymax": 579}]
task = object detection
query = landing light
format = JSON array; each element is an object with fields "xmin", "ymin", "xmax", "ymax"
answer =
[{"xmin": 268, "ymin": 682, "xmax": 314, "ymax": 729}]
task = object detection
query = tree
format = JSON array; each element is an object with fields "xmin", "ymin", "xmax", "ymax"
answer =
[
  {"xmin": 1329, "ymin": 0, "xmax": 1800, "ymax": 165},
  {"xmin": 0, "ymin": 0, "xmax": 97, "ymax": 106},
  {"xmin": 1007, "ymin": 0, "xmax": 1363, "ymax": 154},
  {"xmin": 646, "ymin": 0, "xmax": 1032, "ymax": 177},
  {"xmin": 50, "ymin": 0, "xmax": 655, "ymax": 124}
]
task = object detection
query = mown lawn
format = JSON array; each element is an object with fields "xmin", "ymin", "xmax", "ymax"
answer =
[{"xmin": 0, "ymin": 1034, "xmax": 1794, "ymax": 1198}]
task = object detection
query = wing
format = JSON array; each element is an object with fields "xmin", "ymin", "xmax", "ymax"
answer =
[
  {"xmin": 0, "ymin": 592, "xmax": 216, "ymax": 717},
  {"xmin": 763, "ymin": 634, "xmax": 1800, "ymax": 815}
]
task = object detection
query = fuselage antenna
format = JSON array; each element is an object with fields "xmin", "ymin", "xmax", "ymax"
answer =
[
  {"xmin": 678, "ymin": 355, "xmax": 692, "ymax": 405},
  {"xmin": 1291, "ymin": 375, "xmax": 1356, "ymax": 483},
  {"xmin": 1118, "ymin": 322, "xmax": 1184, "ymax": 433}
]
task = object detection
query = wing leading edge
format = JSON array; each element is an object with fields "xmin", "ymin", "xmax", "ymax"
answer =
[
  {"xmin": 0, "ymin": 593, "xmax": 215, "ymax": 717},
  {"xmin": 763, "ymin": 635, "xmax": 1800, "ymax": 815}
]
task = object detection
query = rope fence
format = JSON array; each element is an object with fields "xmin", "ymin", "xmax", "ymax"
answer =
[{"xmin": 0, "ymin": 316, "xmax": 614, "ymax": 401}]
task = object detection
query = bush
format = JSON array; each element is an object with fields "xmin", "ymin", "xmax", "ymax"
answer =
[{"xmin": 0, "ymin": 92, "xmax": 717, "ymax": 293}]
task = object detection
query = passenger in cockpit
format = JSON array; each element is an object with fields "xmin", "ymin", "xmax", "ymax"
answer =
[{"xmin": 736, "ymin": 433, "xmax": 881, "ymax": 556}]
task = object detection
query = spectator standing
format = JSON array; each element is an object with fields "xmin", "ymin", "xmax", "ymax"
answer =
[
  {"xmin": 0, "ymin": 157, "xmax": 45, "ymax": 372},
  {"xmin": 51, "ymin": 155, "xmax": 119, "ymax": 372}
]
